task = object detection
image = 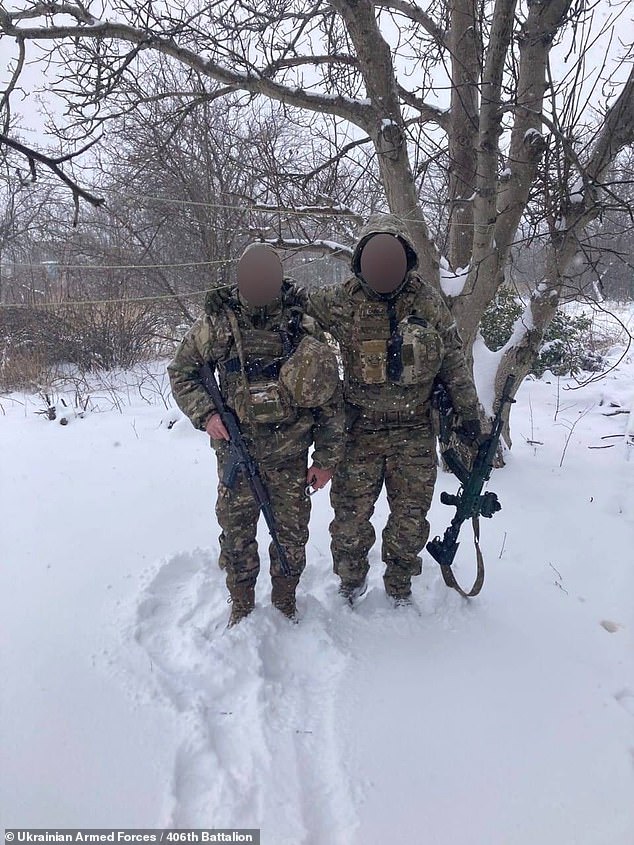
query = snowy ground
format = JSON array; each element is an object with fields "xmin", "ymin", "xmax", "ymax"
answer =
[{"xmin": 1, "ymin": 338, "xmax": 633, "ymax": 843}]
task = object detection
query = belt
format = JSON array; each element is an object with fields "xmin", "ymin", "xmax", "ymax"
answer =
[{"xmin": 356, "ymin": 406, "xmax": 428, "ymax": 426}]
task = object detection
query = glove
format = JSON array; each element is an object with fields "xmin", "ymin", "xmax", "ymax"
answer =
[{"xmin": 456, "ymin": 418, "xmax": 482, "ymax": 445}]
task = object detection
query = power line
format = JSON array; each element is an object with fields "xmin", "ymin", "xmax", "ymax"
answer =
[
  {"xmin": 0, "ymin": 252, "xmax": 339, "ymax": 309},
  {"xmin": 0, "ymin": 286, "xmax": 222, "ymax": 309},
  {"xmin": 4, "ymin": 256, "xmax": 237, "ymax": 271}
]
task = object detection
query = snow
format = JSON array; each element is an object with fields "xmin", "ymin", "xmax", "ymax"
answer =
[
  {"xmin": 502, "ymin": 301, "xmax": 536, "ymax": 350},
  {"xmin": 2, "ymin": 348, "xmax": 633, "ymax": 840},
  {"xmin": 555, "ymin": 215, "xmax": 567, "ymax": 231},
  {"xmin": 472, "ymin": 331, "xmax": 500, "ymax": 417},
  {"xmin": 440, "ymin": 263, "xmax": 470, "ymax": 298},
  {"xmin": 524, "ymin": 128, "xmax": 545, "ymax": 143},
  {"xmin": 265, "ymin": 238, "xmax": 353, "ymax": 256}
]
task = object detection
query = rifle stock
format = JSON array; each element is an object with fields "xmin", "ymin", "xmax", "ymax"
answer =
[{"xmin": 199, "ymin": 363, "xmax": 293, "ymax": 577}]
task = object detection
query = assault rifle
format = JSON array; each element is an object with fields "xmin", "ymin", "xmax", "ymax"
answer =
[
  {"xmin": 199, "ymin": 363, "xmax": 293, "ymax": 577},
  {"xmin": 427, "ymin": 374, "xmax": 516, "ymax": 595}
]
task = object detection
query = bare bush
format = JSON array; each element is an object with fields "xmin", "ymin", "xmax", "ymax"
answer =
[{"xmin": 0, "ymin": 301, "xmax": 162, "ymax": 390}]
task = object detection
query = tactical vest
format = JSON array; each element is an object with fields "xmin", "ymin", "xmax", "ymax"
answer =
[
  {"xmin": 343, "ymin": 294, "xmax": 444, "ymax": 413},
  {"xmin": 219, "ymin": 308, "xmax": 301, "ymax": 426}
]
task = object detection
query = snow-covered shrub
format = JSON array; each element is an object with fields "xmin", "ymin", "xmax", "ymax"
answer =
[
  {"xmin": 534, "ymin": 311, "xmax": 602, "ymax": 377},
  {"xmin": 479, "ymin": 287, "xmax": 523, "ymax": 352}
]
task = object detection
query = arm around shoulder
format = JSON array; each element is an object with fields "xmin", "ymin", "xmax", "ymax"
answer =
[{"xmin": 305, "ymin": 284, "xmax": 346, "ymax": 341}]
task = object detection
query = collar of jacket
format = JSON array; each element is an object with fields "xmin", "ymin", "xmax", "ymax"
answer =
[
  {"xmin": 205, "ymin": 279, "xmax": 299, "ymax": 321},
  {"xmin": 350, "ymin": 271, "xmax": 419, "ymax": 302},
  {"xmin": 236, "ymin": 290, "xmax": 284, "ymax": 322}
]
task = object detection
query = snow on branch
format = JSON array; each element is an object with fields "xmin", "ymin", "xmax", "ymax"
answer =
[
  {"xmin": 260, "ymin": 237, "xmax": 353, "ymax": 261},
  {"xmin": 396, "ymin": 84, "xmax": 450, "ymax": 130},
  {"xmin": 243, "ymin": 201, "xmax": 363, "ymax": 225}
]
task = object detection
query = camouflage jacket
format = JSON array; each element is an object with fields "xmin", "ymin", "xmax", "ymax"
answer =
[
  {"xmin": 168, "ymin": 280, "xmax": 344, "ymax": 468},
  {"xmin": 307, "ymin": 214, "xmax": 479, "ymax": 422}
]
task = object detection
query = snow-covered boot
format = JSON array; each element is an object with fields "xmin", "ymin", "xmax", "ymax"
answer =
[
  {"xmin": 271, "ymin": 575, "xmax": 300, "ymax": 620},
  {"xmin": 227, "ymin": 582, "xmax": 256, "ymax": 627},
  {"xmin": 338, "ymin": 578, "xmax": 368, "ymax": 606},
  {"xmin": 384, "ymin": 567, "xmax": 412, "ymax": 606}
]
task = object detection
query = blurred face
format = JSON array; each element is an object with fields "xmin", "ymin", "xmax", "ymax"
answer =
[
  {"xmin": 237, "ymin": 244, "xmax": 283, "ymax": 306},
  {"xmin": 359, "ymin": 233, "xmax": 408, "ymax": 294}
]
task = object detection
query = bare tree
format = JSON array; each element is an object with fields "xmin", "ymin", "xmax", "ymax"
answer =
[{"xmin": 1, "ymin": 0, "xmax": 632, "ymax": 422}]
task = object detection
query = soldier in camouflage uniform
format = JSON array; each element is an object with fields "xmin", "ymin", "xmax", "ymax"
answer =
[
  {"xmin": 307, "ymin": 214, "xmax": 481, "ymax": 605},
  {"xmin": 168, "ymin": 244, "xmax": 344, "ymax": 625}
]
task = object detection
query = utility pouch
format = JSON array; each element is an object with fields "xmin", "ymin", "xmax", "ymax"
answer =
[
  {"xmin": 391, "ymin": 316, "xmax": 444, "ymax": 386},
  {"xmin": 233, "ymin": 379, "xmax": 293, "ymax": 425},
  {"xmin": 360, "ymin": 339, "xmax": 388, "ymax": 384},
  {"xmin": 353, "ymin": 301, "xmax": 391, "ymax": 385}
]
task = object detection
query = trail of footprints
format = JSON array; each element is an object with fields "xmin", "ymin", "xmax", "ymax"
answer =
[{"xmin": 134, "ymin": 550, "xmax": 358, "ymax": 842}]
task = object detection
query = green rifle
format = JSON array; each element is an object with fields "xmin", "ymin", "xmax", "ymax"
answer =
[
  {"xmin": 427, "ymin": 375, "xmax": 515, "ymax": 594},
  {"xmin": 199, "ymin": 362, "xmax": 293, "ymax": 577}
]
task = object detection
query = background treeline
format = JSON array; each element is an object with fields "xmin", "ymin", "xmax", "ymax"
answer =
[{"xmin": 1, "ymin": 96, "xmax": 632, "ymax": 391}]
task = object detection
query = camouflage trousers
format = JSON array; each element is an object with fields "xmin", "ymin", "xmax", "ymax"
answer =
[
  {"xmin": 215, "ymin": 447, "xmax": 310, "ymax": 590},
  {"xmin": 330, "ymin": 422, "xmax": 436, "ymax": 588}
]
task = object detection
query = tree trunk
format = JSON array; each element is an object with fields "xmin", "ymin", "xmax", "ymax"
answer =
[
  {"xmin": 332, "ymin": 0, "xmax": 440, "ymax": 283},
  {"xmin": 447, "ymin": 0, "xmax": 480, "ymax": 272}
]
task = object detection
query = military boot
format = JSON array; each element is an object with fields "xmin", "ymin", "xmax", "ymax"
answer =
[
  {"xmin": 227, "ymin": 582, "xmax": 256, "ymax": 627},
  {"xmin": 271, "ymin": 575, "xmax": 300, "ymax": 620},
  {"xmin": 383, "ymin": 566, "xmax": 412, "ymax": 607},
  {"xmin": 338, "ymin": 578, "xmax": 368, "ymax": 607}
]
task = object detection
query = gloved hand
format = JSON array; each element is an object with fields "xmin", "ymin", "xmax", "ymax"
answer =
[{"xmin": 456, "ymin": 418, "xmax": 482, "ymax": 446}]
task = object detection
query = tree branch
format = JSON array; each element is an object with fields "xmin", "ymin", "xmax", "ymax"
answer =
[
  {"xmin": 586, "ymin": 64, "xmax": 634, "ymax": 183},
  {"xmin": 260, "ymin": 236, "xmax": 353, "ymax": 261},
  {"xmin": 0, "ymin": 133, "xmax": 105, "ymax": 220},
  {"xmin": 471, "ymin": 0, "xmax": 519, "ymax": 266},
  {"xmin": 261, "ymin": 54, "xmax": 358, "ymax": 76},
  {"xmin": 0, "ymin": 8, "xmax": 373, "ymax": 128},
  {"xmin": 494, "ymin": 0, "xmax": 573, "ymax": 257},
  {"xmin": 396, "ymin": 83, "xmax": 450, "ymax": 130},
  {"xmin": 374, "ymin": 0, "xmax": 446, "ymax": 47},
  {"xmin": 0, "ymin": 34, "xmax": 25, "ymax": 133}
]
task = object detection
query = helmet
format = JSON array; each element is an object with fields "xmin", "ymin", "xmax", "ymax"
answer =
[{"xmin": 280, "ymin": 335, "xmax": 340, "ymax": 407}]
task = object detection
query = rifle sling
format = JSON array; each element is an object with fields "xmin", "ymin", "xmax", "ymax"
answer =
[{"xmin": 438, "ymin": 516, "xmax": 485, "ymax": 598}]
